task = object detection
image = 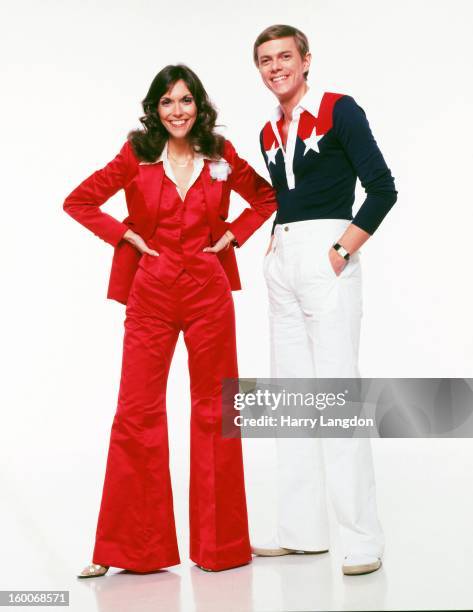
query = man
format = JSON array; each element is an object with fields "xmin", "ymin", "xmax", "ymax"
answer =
[{"xmin": 251, "ymin": 24, "xmax": 397, "ymax": 575}]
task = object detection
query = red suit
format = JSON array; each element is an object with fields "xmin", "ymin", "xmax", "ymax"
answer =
[{"xmin": 63, "ymin": 139, "xmax": 276, "ymax": 571}]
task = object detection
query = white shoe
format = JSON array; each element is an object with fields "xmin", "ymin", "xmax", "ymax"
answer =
[
  {"xmin": 342, "ymin": 554, "xmax": 381, "ymax": 575},
  {"xmin": 251, "ymin": 537, "xmax": 328, "ymax": 557}
]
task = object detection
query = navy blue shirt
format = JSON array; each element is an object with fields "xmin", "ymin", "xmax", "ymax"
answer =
[{"xmin": 260, "ymin": 90, "xmax": 397, "ymax": 234}]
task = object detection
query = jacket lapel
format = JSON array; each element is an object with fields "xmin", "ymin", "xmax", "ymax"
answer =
[
  {"xmin": 201, "ymin": 162, "xmax": 224, "ymax": 241},
  {"xmin": 137, "ymin": 163, "xmax": 165, "ymax": 238}
]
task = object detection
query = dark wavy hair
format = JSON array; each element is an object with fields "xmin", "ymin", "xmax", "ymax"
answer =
[{"xmin": 128, "ymin": 64, "xmax": 225, "ymax": 162}]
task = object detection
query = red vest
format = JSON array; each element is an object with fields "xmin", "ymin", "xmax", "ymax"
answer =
[{"xmin": 140, "ymin": 174, "xmax": 222, "ymax": 287}]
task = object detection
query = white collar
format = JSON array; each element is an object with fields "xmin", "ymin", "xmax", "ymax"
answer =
[
  {"xmin": 271, "ymin": 85, "xmax": 325, "ymax": 123},
  {"xmin": 140, "ymin": 141, "xmax": 218, "ymax": 200},
  {"xmin": 138, "ymin": 141, "xmax": 213, "ymax": 166}
]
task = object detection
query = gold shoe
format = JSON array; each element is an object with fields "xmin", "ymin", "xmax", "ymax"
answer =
[{"xmin": 77, "ymin": 563, "xmax": 110, "ymax": 579}]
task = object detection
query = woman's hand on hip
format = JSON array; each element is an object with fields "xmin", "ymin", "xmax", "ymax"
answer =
[
  {"xmin": 203, "ymin": 230, "xmax": 235, "ymax": 254},
  {"xmin": 123, "ymin": 229, "xmax": 159, "ymax": 256}
]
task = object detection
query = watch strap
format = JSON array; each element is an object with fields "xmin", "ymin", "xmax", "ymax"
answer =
[{"xmin": 333, "ymin": 242, "xmax": 350, "ymax": 260}]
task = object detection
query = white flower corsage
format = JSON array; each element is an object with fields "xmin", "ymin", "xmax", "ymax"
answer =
[{"xmin": 209, "ymin": 159, "xmax": 232, "ymax": 181}]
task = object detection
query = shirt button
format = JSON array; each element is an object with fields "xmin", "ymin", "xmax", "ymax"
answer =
[{"xmin": 284, "ymin": 226, "xmax": 289, "ymax": 232}]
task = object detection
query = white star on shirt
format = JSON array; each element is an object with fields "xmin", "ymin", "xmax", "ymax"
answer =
[
  {"xmin": 303, "ymin": 127, "xmax": 324, "ymax": 156},
  {"xmin": 265, "ymin": 142, "xmax": 279, "ymax": 165}
]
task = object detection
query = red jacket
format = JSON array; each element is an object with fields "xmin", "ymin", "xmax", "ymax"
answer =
[{"xmin": 63, "ymin": 139, "xmax": 277, "ymax": 304}]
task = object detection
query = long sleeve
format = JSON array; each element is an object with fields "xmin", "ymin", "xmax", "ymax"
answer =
[
  {"xmin": 63, "ymin": 141, "xmax": 137, "ymax": 246},
  {"xmin": 224, "ymin": 140, "xmax": 277, "ymax": 246},
  {"xmin": 259, "ymin": 131, "xmax": 279, "ymax": 236},
  {"xmin": 333, "ymin": 96, "xmax": 397, "ymax": 234}
]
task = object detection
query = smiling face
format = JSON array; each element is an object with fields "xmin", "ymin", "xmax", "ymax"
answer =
[
  {"xmin": 256, "ymin": 36, "xmax": 311, "ymax": 104},
  {"xmin": 157, "ymin": 79, "xmax": 197, "ymax": 140}
]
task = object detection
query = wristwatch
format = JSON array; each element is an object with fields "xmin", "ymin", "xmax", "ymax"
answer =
[{"xmin": 332, "ymin": 242, "xmax": 350, "ymax": 260}]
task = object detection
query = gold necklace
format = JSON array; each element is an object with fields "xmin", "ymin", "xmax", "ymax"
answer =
[{"xmin": 168, "ymin": 151, "xmax": 194, "ymax": 167}]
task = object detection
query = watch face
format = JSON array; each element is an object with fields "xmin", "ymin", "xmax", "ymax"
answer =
[{"xmin": 334, "ymin": 243, "xmax": 349, "ymax": 259}]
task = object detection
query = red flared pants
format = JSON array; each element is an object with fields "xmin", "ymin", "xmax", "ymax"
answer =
[{"xmin": 92, "ymin": 260, "xmax": 251, "ymax": 571}]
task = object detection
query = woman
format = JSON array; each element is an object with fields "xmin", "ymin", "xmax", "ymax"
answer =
[{"xmin": 64, "ymin": 64, "xmax": 276, "ymax": 577}]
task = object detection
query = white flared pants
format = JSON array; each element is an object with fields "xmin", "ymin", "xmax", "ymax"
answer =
[{"xmin": 263, "ymin": 219, "xmax": 384, "ymax": 557}]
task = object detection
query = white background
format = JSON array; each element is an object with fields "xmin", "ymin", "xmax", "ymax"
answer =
[{"xmin": 1, "ymin": 1, "xmax": 472, "ymax": 610}]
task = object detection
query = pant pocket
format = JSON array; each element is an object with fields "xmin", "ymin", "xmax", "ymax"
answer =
[
  {"xmin": 338, "ymin": 251, "xmax": 361, "ymax": 279},
  {"xmin": 263, "ymin": 251, "xmax": 274, "ymax": 278},
  {"xmin": 323, "ymin": 251, "xmax": 339, "ymax": 279}
]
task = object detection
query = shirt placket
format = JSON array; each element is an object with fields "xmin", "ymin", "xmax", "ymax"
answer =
[{"xmin": 271, "ymin": 107, "xmax": 302, "ymax": 191}]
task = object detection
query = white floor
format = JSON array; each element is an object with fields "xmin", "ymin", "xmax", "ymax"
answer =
[{"xmin": 2, "ymin": 439, "xmax": 473, "ymax": 612}]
